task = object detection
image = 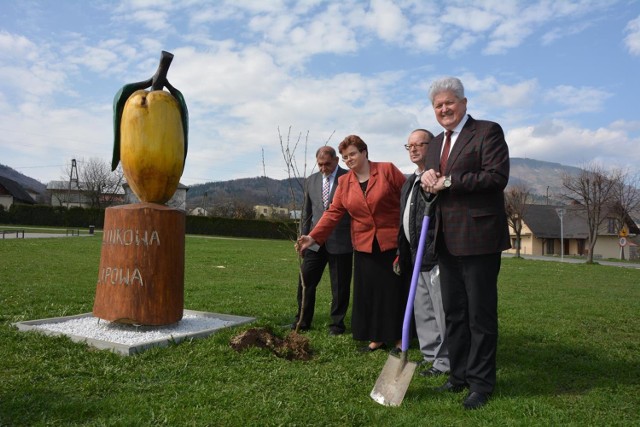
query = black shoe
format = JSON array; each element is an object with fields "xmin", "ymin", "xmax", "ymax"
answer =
[
  {"xmin": 328, "ymin": 327, "xmax": 344, "ymax": 336},
  {"xmin": 463, "ymin": 391, "xmax": 490, "ymax": 410},
  {"xmin": 419, "ymin": 366, "xmax": 447, "ymax": 377},
  {"xmin": 416, "ymin": 359, "xmax": 430, "ymax": 367},
  {"xmin": 358, "ymin": 343, "xmax": 387, "ymax": 353},
  {"xmin": 389, "ymin": 347, "xmax": 402, "ymax": 356},
  {"xmin": 289, "ymin": 323, "xmax": 309, "ymax": 331},
  {"xmin": 435, "ymin": 381, "xmax": 467, "ymax": 393}
]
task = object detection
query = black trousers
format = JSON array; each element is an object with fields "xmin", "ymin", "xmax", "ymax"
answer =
[
  {"xmin": 438, "ymin": 240, "xmax": 501, "ymax": 394},
  {"xmin": 296, "ymin": 245, "xmax": 353, "ymax": 331}
]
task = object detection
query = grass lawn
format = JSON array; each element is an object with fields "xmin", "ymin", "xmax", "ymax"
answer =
[{"xmin": 1, "ymin": 234, "xmax": 639, "ymax": 426}]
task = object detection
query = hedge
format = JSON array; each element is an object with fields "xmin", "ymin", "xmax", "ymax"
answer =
[{"xmin": 1, "ymin": 204, "xmax": 297, "ymax": 240}]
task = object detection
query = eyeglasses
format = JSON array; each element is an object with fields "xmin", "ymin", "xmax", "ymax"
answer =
[{"xmin": 404, "ymin": 142, "xmax": 428, "ymax": 150}]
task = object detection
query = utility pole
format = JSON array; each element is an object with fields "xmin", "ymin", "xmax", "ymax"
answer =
[
  {"xmin": 546, "ymin": 186, "xmax": 549, "ymax": 205},
  {"xmin": 201, "ymin": 191, "xmax": 208, "ymax": 215},
  {"xmin": 556, "ymin": 207, "xmax": 566, "ymax": 261},
  {"xmin": 67, "ymin": 159, "xmax": 79, "ymax": 208}
]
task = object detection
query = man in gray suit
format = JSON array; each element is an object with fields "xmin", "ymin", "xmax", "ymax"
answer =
[
  {"xmin": 397, "ymin": 129, "xmax": 449, "ymax": 376},
  {"xmin": 292, "ymin": 146, "xmax": 353, "ymax": 335}
]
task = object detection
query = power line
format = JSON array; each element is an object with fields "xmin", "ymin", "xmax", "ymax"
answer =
[{"xmin": 11, "ymin": 164, "xmax": 66, "ymax": 169}]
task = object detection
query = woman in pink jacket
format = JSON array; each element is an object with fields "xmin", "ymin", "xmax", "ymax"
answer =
[{"xmin": 297, "ymin": 135, "xmax": 407, "ymax": 352}]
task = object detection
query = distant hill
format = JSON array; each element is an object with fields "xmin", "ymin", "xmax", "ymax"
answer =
[
  {"xmin": 186, "ymin": 176, "xmax": 306, "ymax": 210},
  {"xmin": 0, "ymin": 164, "xmax": 47, "ymax": 194},
  {"xmin": 0, "ymin": 158, "xmax": 581, "ymax": 209},
  {"xmin": 509, "ymin": 158, "xmax": 582, "ymax": 204},
  {"xmin": 185, "ymin": 158, "xmax": 581, "ymax": 209}
]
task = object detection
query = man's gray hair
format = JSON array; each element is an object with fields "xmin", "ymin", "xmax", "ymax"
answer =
[
  {"xmin": 428, "ymin": 77, "xmax": 465, "ymax": 104},
  {"xmin": 316, "ymin": 145, "xmax": 337, "ymax": 158}
]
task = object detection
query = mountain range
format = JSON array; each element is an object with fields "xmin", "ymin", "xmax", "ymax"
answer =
[
  {"xmin": 184, "ymin": 158, "xmax": 580, "ymax": 209},
  {"xmin": 1, "ymin": 158, "xmax": 580, "ymax": 209}
]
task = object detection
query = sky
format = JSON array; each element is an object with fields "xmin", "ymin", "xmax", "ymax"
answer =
[{"xmin": 1, "ymin": 0, "xmax": 639, "ymax": 187}]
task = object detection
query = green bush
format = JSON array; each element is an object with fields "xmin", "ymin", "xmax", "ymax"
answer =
[
  {"xmin": 3, "ymin": 204, "xmax": 297, "ymax": 240},
  {"xmin": 65, "ymin": 207, "xmax": 104, "ymax": 228},
  {"xmin": 186, "ymin": 216, "xmax": 297, "ymax": 240},
  {"xmin": 8, "ymin": 204, "xmax": 65, "ymax": 226},
  {"xmin": 0, "ymin": 204, "xmax": 8, "ymax": 224}
]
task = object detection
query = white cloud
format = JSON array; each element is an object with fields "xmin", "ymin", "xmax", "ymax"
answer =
[
  {"xmin": 546, "ymin": 85, "xmax": 612, "ymax": 114},
  {"xmin": 624, "ymin": 15, "xmax": 640, "ymax": 55},
  {"xmin": 610, "ymin": 119, "xmax": 640, "ymax": 132},
  {"xmin": 248, "ymin": 3, "xmax": 358, "ymax": 66},
  {"xmin": 409, "ymin": 24, "xmax": 443, "ymax": 53},
  {"xmin": 482, "ymin": 1, "xmax": 609, "ymax": 54},
  {"xmin": 540, "ymin": 21, "xmax": 591, "ymax": 45},
  {"xmin": 485, "ymin": 16, "xmax": 536, "ymax": 55},
  {"xmin": 114, "ymin": 0, "xmax": 175, "ymax": 13},
  {"xmin": 1, "ymin": 1, "xmax": 638, "ymax": 185},
  {"xmin": 0, "ymin": 31, "xmax": 38, "ymax": 61},
  {"xmin": 129, "ymin": 9, "xmax": 172, "ymax": 32},
  {"xmin": 442, "ymin": 6, "xmax": 501, "ymax": 33},
  {"xmin": 448, "ymin": 32, "xmax": 479, "ymax": 54},
  {"xmin": 168, "ymin": 45, "xmax": 286, "ymax": 108},
  {"xmin": 483, "ymin": 80, "xmax": 539, "ymax": 109},
  {"xmin": 68, "ymin": 46, "xmax": 123, "ymax": 74},
  {"xmin": 0, "ymin": 101, "xmax": 112, "ymax": 182},
  {"xmin": 363, "ymin": 0, "xmax": 410, "ymax": 43},
  {"xmin": 221, "ymin": 0, "xmax": 288, "ymax": 15},
  {"xmin": 0, "ymin": 33, "xmax": 68, "ymax": 101},
  {"xmin": 507, "ymin": 119, "xmax": 639, "ymax": 171}
]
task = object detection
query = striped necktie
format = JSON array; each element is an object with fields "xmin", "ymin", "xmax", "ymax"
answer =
[{"xmin": 322, "ymin": 176, "xmax": 330, "ymax": 209}]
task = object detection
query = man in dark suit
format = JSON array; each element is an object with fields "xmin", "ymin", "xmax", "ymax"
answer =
[
  {"xmin": 292, "ymin": 146, "xmax": 353, "ymax": 335},
  {"xmin": 420, "ymin": 77, "xmax": 510, "ymax": 410}
]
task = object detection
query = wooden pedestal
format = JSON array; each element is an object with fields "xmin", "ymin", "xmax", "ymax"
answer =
[{"xmin": 93, "ymin": 203, "xmax": 185, "ymax": 325}]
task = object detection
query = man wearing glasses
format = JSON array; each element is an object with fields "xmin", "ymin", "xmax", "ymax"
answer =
[{"xmin": 397, "ymin": 129, "xmax": 449, "ymax": 377}]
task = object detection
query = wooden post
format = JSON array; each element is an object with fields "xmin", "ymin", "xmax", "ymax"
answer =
[{"xmin": 93, "ymin": 203, "xmax": 185, "ymax": 325}]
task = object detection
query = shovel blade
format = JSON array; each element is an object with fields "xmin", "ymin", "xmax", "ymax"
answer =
[{"xmin": 370, "ymin": 354, "xmax": 417, "ymax": 407}]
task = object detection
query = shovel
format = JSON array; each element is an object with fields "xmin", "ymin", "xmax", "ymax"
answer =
[{"xmin": 370, "ymin": 191, "xmax": 436, "ymax": 407}]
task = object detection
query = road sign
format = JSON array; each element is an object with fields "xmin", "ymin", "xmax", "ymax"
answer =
[{"xmin": 619, "ymin": 237, "xmax": 627, "ymax": 247}]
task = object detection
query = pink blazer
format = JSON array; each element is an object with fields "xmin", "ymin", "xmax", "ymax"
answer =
[{"xmin": 309, "ymin": 161, "xmax": 406, "ymax": 253}]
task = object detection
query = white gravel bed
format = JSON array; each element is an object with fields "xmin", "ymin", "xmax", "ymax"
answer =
[{"xmin": 34, "ymin": 314, "xmax": 233, "ymax": 345}]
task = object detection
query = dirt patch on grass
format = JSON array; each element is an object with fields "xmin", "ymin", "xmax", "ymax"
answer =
[{"xmin": 230, "ymin": 327, "xmax": 312, "ymax": 361}]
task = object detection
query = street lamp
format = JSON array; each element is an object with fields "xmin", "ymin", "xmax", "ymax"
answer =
[{"xmin": 556, "ymin": 208, "xmax": 566, "ymax": 261}]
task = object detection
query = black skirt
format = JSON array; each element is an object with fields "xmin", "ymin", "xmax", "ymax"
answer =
[{"xmin": 351, "ymin": 240, "xmax": 408, "ymax": 343}]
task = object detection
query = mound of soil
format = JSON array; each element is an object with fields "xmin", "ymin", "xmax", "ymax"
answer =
[{"xmin": 230, "ymin": 327, "xmax": 312, "ymax": 361}]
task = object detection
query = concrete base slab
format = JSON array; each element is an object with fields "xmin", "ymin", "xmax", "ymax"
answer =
[{"xmin": 13, "ymin": 309, "xmax": 255, "ymax": 356}]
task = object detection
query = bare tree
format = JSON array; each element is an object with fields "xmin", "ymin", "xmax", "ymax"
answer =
[
  {"xmin": 609, "ymin": 169, "xmax": 640, "ymax": 259},
  {"xmin": 505, "ymin": 183, "xmax": 531, "ymax": 258},
  {"xmin": 276, "ymin": 126, "xmax": 310, "ymax": 334},
  {"xmin": 277, "ymin": 126, "xmax": 309, "ymax": 214},
  {"xmin": 83, "ymin": 158, "xmax": 125, "ymax": 209},
  {"xmin": 562, "ymin": 163, "xmax": 618, "ymax": 263},
  {"xmin": 275, "ymin": 126, "xmax": 335, "ymax": 334},
  {"xmin": 233, "ymin": 202, "xmax": 256, "ymax": 219},
  {"xmin": 62, "ymin": 158, "xmax": 124, "ymax": 209}
]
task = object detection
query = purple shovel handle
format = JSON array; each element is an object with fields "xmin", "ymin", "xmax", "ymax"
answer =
[{"xmin": 401, "ymin": 214, "xmax": 430, "ymax": 352}]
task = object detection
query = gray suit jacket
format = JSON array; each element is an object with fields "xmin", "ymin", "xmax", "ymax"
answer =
[{"xmin": 301, "ymin": 167, "xmax": 352, "ymax": 254}]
